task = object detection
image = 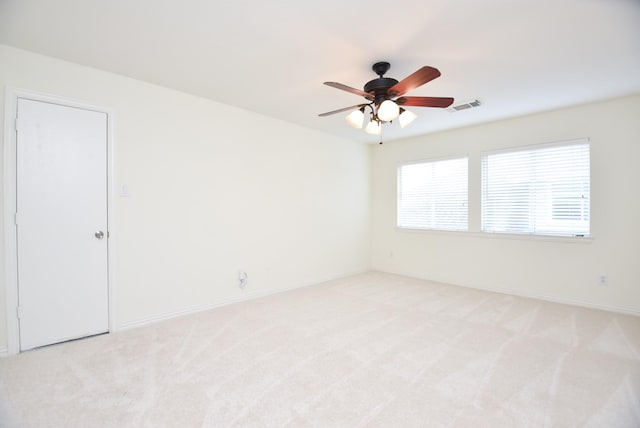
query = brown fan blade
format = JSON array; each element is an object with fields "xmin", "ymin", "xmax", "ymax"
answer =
[
  {"xmin": 396, "ymin": 96, "xmax": 454, "ymax": 108},
  {"xmin": 387, "ymin": 66, "xmax": 441, "ymax": 97},
  {"xmin": 318, "ymin": 104, "xmax": 368, "ymax": 117},
  {"xmin": 324, "ymin": 82, "xmax": 374, "ymax": 100}
]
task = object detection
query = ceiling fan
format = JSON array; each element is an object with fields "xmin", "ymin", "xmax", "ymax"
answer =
[{"xmin": 319, "ymin": 61, "xmax": 454, "ymax": 142}]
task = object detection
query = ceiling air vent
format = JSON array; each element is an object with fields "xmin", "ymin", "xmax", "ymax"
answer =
[{"xmin": 447, "ymin": 99, "xmax": 481, "ymax": 113}]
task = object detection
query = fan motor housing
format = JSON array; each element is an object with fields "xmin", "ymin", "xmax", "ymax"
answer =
[{"xmin": 364, "ymin": 77, "xmax": 398, "ymax": 104}]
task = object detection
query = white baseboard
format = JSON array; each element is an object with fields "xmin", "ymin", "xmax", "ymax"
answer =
[
  {"xmin": 377, "ymin": 269, "xmax": 640, "ymax": 316},
  {"xmin": 4, "ymin": 268, "xmax": 635, "ymax": 356},
  {"xmin": 470, "ymin": 284, "xmax": 640, "ymax": 316},
  {"xmin": 118, "ymin": 269, "xmax": 369, "ymax": 331},
  {"xmin": 118, "ymin": 291, "xmax": 262, "ymax": 331}
]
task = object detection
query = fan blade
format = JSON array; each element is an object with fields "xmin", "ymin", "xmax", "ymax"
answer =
[
  {"xmin": 324, "ymin": 82, "xmax": 374, "ymax": 100},
  {"xmin": 318, "ymin": 104, "xmax": 368, "ymax": 117},
  {"xmin": 396, "ymin": 96, "xmax": 454, "ymax": 108},
  {"xmin": 388, "ymin": 66, "xmax": 441, "ymax": 97}
]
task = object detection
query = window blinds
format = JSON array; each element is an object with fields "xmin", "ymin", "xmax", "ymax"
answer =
[
  {"xmin": 398, "ymin": 157, "xmax": 468, "ymax": 231},
  {"xmin": 481, "ymin": 140, "xmax": 590, "ymax": 237}
]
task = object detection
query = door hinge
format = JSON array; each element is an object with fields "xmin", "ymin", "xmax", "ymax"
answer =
[
  {"xmin": 13, "ymin": 117, "xmax": 24, "ymax": 132},
  {"xmin": 16, "ymin": 306, "xmax": 21, "ymax": 319},
  {"xmin": 14, "ymin": 212, "xmax": 18, "ymax": 225}
]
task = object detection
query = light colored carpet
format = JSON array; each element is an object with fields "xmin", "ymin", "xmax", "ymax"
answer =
[{"xmin": 1, "ymin": 271, "xmax": 639, "ymax": 427}]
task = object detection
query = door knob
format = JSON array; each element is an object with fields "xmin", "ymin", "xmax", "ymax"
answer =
[{"xmin": 95, "ymin": 230, "xmax": 105, "ymax": 239}]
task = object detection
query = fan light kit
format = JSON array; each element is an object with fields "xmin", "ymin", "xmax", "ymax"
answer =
[{"xmin": 319, "ymin": 61, "xmax": 454, "ymax": 143}]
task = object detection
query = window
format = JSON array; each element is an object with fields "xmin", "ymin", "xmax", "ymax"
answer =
[
  {"xmin": 398, "ymin": 157, "xmax": 468, "ymax": 231},
  {"xmin": 481, "ymin": 140, "xmax": 590, "ymax": 237}
]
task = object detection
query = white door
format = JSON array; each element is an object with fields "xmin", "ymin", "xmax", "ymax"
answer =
[{"xmin": 16, "ymin": 98, "xmax": 109, "ymax": 351}]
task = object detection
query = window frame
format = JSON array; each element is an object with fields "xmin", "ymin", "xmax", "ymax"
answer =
[
  {"xmin": 480, "ymin": 138, "xmax": 591, "ymax": 238},
  {"xmin": 397, "ymin": 155, "xmax": 469, "ymax": 232}
]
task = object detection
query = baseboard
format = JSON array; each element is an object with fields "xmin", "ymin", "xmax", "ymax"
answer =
[
  {"xmin": 376, "ymin": 269, "xmax": 640, "ymax": 316},
  {"xmin": 118, "ymin": 269, "xmax": 369, "ymax": 331},
  {"xmin": 118, "ymin": 291, "xmax": 263, "ymax": 331},
  {"xmin": 0, "ymin": 347, "xmax": 8, "ymax": 358},
  {"xmin": 473, "ymin": 284, "xmax": 640, "ymax": 316}
]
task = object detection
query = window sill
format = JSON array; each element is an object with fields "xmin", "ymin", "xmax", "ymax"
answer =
[{"xmin": 396, "ymin": 227, "xmax": 594, "ymax": 244}]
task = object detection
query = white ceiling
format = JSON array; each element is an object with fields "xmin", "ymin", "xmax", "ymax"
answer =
[{"xmin": 1, "ymin": 0, "xmax": 639, "ymax": 143}]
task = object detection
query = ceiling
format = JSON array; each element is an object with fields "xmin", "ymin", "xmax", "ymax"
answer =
[{"xmin": 1, "ymin": 0, "xmax": 639, "ymax": 143}]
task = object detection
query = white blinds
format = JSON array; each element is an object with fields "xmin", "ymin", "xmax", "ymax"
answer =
[
  {"xmin": 481, "ymin": 140, "xmax": 590, "ymax": 237},
  {"xmin": 398, "ymin": 157, "xmax": 468, "ymax": 231}
]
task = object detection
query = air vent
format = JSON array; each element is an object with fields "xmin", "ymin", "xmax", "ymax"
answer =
[{"xmin": 447, "ymin": 99, "xmax": 481, "ymax": 113}]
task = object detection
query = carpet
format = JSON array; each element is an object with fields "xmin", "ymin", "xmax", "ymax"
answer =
[{"xmin": 1, "ymin": 272, "xmax": 639, "ymax": 427}]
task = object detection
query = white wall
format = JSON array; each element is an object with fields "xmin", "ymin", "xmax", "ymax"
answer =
[
  {"xmin": 2, "ymin": 44, "xmax": 637, "ymax": 355},
  {"xmin": 0, "ymin": 45, "xmax": 371, "ymax": 351},
  {"xmin": 371, "ymin": 95, "xmax": 640, "ymax": 314}
]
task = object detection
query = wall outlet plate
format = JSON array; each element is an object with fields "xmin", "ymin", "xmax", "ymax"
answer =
[
  {"xmin": 599, "ymin": 274, "xmax": 608, "ymax": 286},
  {"xmin": 238, "ymin": 270, "xmax": 248, "ymax": 289}
]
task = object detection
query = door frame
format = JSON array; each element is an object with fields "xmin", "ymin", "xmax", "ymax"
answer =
[{"xmin": 3, "ymin": 87, "xmax": 116, "ymax": 355}]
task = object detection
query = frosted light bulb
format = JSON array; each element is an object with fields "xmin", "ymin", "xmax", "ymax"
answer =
[
  {"xmin": 399, "ymin": 109, "xmax": 417, "ymax": 128},
  {"xmin": 377, "ymin": 100, "xmax": 399, "ymax": 122},
  {"xmin": 345, "ymin": 108, "xmax": 365, "ymax": 128},
  {"xmin": 365, "ymin": 119, "xmax": 382, "ymax": 135}
]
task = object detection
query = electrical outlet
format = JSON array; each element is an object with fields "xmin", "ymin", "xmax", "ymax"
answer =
[
  {"xmin": 598, "ymin": 274, "xmax": 608, "ymax": 286},
  {"xmin": 238, "ymin": 270, "xmax": 248, "ymax": 289}
]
